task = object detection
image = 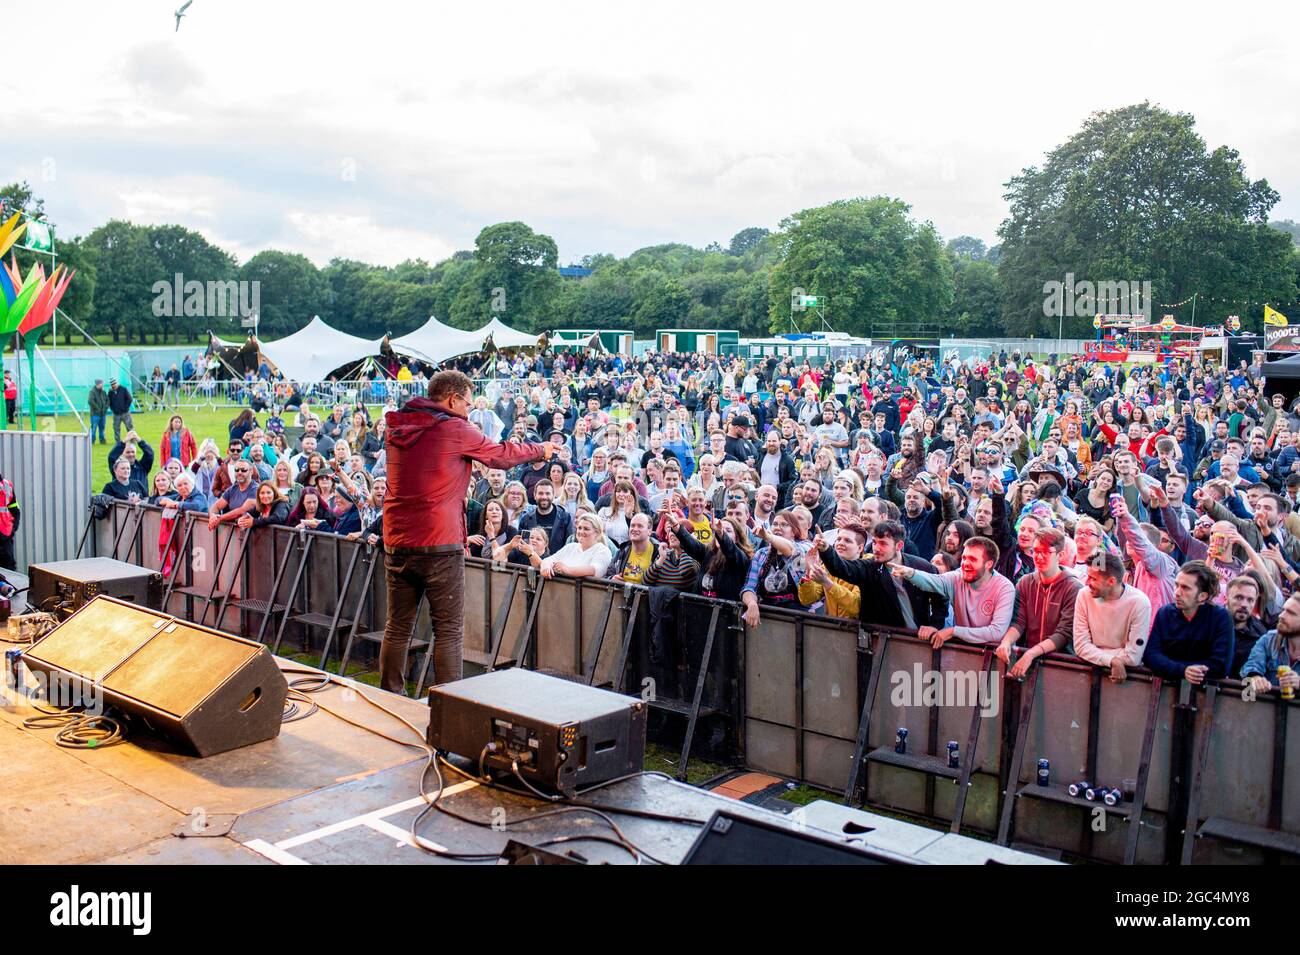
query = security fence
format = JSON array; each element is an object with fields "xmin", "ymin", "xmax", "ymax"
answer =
[{"xmin": 88, "ymin": 500, "xmax": 1298, "ymax": 865}]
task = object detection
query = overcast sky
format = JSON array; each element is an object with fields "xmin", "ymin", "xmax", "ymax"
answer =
[{"xmin": 5, "ymin": 1, "xmax": 1298, "ymax": 267}]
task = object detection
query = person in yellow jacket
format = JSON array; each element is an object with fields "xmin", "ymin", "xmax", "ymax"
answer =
[{"xmin": 798, "ymin": 521, "xmax": 867, "ymax": 620}]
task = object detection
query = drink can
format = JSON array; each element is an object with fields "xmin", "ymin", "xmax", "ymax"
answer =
[
  {"xmin": 947, "ymin": 741, "xmax": 960, "ymax": 769},
  {"xmin": 1108, "ymin": 493, "xmax": 1123, "ymax": 513},
  {"xmin": 1067, "ymin": 780, "xmax": 1091, "ymax": 798},
  {"xmin": 894, "ymin": 727, "xmax": 908, "ymax": 754},
  {"xmin": 1036, "ymin": 758, "xmax": 1050, "ymax": 787},
  {"xmin": 1279, "ymin": 666, "xmax": 1295, "ymax": 701},
  {"xmin": 1084, "ymin": 784, "xmax": 1107, "ymax": 801},
  {"xmin": 1102, "ymin": 788, "xmax": 1120, "ymax": 807}
]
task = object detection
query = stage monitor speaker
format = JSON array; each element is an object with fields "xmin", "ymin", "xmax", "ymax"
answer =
[
  {"xmin": 28, "ymin": 557, "xmax": 164, "ymax": 619},
  {"xmin": 681, "ymin": 810, "xmax": 911, "ymax": 865},
  {"xmin": 21, "ymin": 595, "xmax": 288, "ymax": 757}
]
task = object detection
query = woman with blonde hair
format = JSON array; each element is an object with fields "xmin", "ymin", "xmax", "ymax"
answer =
[
  {"xmin": 540, "ymin": 511, "xmax": 612, "ymax": 579},
  {"xmin": 813, "ymin": 447, "xmax": 840, "ymax": 490},
  {"xmin": 556, "ymin": 471, "xmax": 591, "ymax": 519},
  {"xmin": 272, "ymin": 460, "xmax": 302, "ymax": 510}
]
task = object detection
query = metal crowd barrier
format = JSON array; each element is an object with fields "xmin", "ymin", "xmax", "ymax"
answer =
[{"xmin": 88, "ymin": 500, "xmax": 1298, "ymax": 864}]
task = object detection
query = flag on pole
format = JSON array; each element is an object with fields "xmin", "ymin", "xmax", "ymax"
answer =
[{"xmin": 1264, "ymin": 304, "xmax": 1289, "ymax": 327}]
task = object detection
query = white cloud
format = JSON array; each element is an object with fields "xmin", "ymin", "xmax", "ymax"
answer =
[{"xmin": 6, "ymin": 0, "xmax": 1299, "ymax": 265}]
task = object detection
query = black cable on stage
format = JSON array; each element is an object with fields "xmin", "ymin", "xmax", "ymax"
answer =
[{"xmin": 275, "ymin": 663, "xmax": 700, "ymax": 861}]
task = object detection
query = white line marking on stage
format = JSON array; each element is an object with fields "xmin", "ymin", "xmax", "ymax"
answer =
[
  {"xmin": 244, "ymin": 839, "xmax": 310, "ymax": 865},
  {"xmin": 366, "ymin": 817, "xmax": 449, "ymax": 852},
  {"xmin": 275, "ymin": 780, "xmax": 479, "ymax": 850}
]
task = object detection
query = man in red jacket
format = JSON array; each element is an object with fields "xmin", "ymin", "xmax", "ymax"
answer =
[{"xmin": 380, "ymin": 370, "xmax": 553, "ymax": 693}]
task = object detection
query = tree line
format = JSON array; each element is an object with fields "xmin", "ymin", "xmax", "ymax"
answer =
[{"xmin": 4, "ymin": 101, "xmax": 1298, "ymax": 349}]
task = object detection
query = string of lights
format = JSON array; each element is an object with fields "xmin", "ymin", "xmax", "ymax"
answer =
[{"xmin": 1156, "ymin": 294, "xmax": 1300, "ymax": 309}]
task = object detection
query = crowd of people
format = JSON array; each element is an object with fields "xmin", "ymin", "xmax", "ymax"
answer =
[{"xmin": 97, "ymin": 343, "xmax": 1300, "ymax": 695}]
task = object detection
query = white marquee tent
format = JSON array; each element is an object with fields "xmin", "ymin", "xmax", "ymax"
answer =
[
  {"xmin": 212, "ymin": 315, "xmax": 543, "ymax": 380},
  {"xmin": 480, "ymin": 317, "xmax": 541, "ymax": 350},
  {"xmin": 256, "ymin": 316, "xmax": 387, "ymax": 382},
  {"xmin": 389, "ymin": 316, "xmax": 487, "ymax": 366}
]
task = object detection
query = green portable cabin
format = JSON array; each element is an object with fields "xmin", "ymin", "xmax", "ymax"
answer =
[
  {"xmin": 655, "ymin": 328, "xmax": 739, "ymax": 356},
  {"xmin": 551, "ymin": 328, "xmax": 634, "ymax": 355},
  {"xmin": 736, "ymin": 334, "xmax": 873, "ymax": 365}
]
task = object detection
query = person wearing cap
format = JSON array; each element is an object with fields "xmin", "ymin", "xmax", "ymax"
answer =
[
  {"xmin": 108, "ymin": 378, "xmax": 134, "ymax": 443},
  {"xmin": 724, "ymin": 415, "xmax": 756, "ymax": 466},
  {"xmin": 88, "ymin": 379, "xmax": 110, "ymax": 445}
]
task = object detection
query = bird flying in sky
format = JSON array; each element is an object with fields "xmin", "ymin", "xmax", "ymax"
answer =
[{"xmin": 175, "ymin": 0, "xmax": 193, "ymax": 32}]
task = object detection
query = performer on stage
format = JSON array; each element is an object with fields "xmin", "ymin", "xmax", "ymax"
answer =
[{"xmin": 380, "ymin": 370, "xmax": 554, "ymax": 693}]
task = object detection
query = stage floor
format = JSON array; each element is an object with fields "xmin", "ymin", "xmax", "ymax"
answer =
[{"xmin": 0, "ymin": 657, "xmax": 805, "ymax": 865}]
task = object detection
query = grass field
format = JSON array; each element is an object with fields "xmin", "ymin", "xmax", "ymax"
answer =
[{"xmin": 35, "ymin": 404, "xmax": 387, "ymax": 491}]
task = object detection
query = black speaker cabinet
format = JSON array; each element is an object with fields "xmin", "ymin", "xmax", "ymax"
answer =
[
  {"xmin": 21, "ymin": 595, "xmax": 288, "ymax": 757},
  {"xmin": 681, "ymin": 810, "xmax": 910, "ymax": 865},
  {"xmin": 28, "ymin": 557, "xmax": 163, "ymax": 618}
]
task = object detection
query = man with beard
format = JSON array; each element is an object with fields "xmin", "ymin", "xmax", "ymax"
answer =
[
  {"xmin": 1241, "ymin": 591, "xmax": 1300, "ymax": 695},
  {"xmin": 1199, "ymin": 487, "xmax": 1300, "ymax": 571},
  {"xmin": 796, "ymin": 478, "xmax": 833, "ymax": 530},
  {"xmin": 899, "ymin": 475, "xmax": 946, "ymax": 560},
  {"xmin": 1145, "ymin": 561, "xmax": 1235, "ymax": 685},
  {"xmin": 889, "ymin": 536, "xmax": 1015, "ymax": 648},
  {"xmin": 474, "ymin": 467, "xmax": 508, "ymax": 505},
  {"xmin": 813, "ymin": 520, "xmax": 947, "ymax": 632},
  {"xmin": 1072, "ymin": 553, "xmax": 1152, "ymax": 684},
  {"xmin": 518, "ymin": 479, "xmax": 574, "ymax": 556},
  {"xmin": 757, "ymin": 429, "xmax": 799, "ymax": 508},
  {"xmin": 886, "ymin": 433, "xmax": 922, "ymax": 482},
  {"xmin": 996, "ymin": 528, "xmax": 1082, "ymax": 678},
  {"xmin": 1225, "ymin": 575, "xmax": 1268, "ymax": 678}
]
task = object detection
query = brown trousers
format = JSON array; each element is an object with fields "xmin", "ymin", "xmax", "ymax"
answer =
[{"xmin": 379, "ymin": 552, "xmax": 464, "ymax": 694}]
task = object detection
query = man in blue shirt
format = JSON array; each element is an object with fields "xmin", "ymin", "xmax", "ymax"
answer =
[
  {"xmin": 1145, "ymin": 560, "xmax": 1235, "ymax": 684},
  {"xmin": 1241, "ymin": 591, "xmax": 1300, "ymax": 696},
  {"xmin": 208, "ymin": 461, "xmax": 259, "ymax": 530}
]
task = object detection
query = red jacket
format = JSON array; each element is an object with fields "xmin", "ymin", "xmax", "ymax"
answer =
[
  {"xmin": 384, "ymin": 397, "xmax": 543, "ymax": 553},
  {"xmin": 160, "ymin": 428, "xmax": 198, "ymax": 467}
]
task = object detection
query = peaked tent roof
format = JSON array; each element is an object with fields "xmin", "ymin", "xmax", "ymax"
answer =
[
  {"xmin": 257, "ymin": 315, "xmax": 386, "ymax": 382},
  {"xmin": 479, "ymin": 317, "xmax": 540, "ymax": 350},
  {"xmin": 389, "ymin": 316, "xmax": 487, "ymax": 365}
]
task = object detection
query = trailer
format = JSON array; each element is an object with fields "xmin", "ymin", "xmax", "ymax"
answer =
[{"xmin": 655, "ymin": 328, "xmax": 739, "ymax": 356}]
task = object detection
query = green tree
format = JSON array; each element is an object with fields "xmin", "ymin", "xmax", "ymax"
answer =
[
  {"xmin": 147, "ymin": 225, "xmax": 239, "ymax": 343},
  {"xmin": 0, "ymin": 181, "xmax": 45, "ymax": 221},
  {"xmin": 82, "ymin": 221, "xmax": 162, "ymax": 344},
  {"xmin": 998, "ymin": 102, "xmax": 1297, "ymax": 336},
  {"xmin": 728, "ymin": 227, "xmax": 771, "ymax": 256},
  {"xmin": 449, "ymin": 221, "xmax": 562, "ymax": 332},
  {"xmin": 948, "ymin": 258, "xmax": 1001, "ymax": 337},
  {"xmin": 238, "ymin": 251, "xmax": 332, "ymax": 338},
  {"xmin": 766, "ymin": 197, "xmax": 954, "ymax": 337},
  {"xmin": 631, "ymin": 271, "xmax": 691, "ymax": 333}
]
